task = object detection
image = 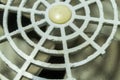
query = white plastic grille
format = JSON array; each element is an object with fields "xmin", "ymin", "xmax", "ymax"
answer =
[{"xmin": 0, "ymin": 0, "xmax": 120, "ymax": 80}]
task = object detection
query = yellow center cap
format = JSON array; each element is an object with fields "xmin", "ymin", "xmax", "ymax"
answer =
[{"xmin": 49, "ymin": 5, "xmax": 72, "ymax": 24}]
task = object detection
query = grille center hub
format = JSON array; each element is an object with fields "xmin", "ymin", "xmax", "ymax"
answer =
[{"xmin": 48, "ymin": 5, "xmax": 72, "ymax": 24}]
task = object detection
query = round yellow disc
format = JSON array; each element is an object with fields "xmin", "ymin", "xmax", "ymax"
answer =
[{"xmin": 49, "ymin": 5, "xmax": 72, "ymax": 24}]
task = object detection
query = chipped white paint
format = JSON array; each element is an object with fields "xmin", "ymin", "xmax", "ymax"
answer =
[{"xmin": 0, "ymin": 0, "xmax": 119, "ymax": 80}]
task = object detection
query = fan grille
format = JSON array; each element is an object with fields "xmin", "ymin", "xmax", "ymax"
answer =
[{"xmin": 0, "ymin": 0, "xmax": 119, "ymax": 80}]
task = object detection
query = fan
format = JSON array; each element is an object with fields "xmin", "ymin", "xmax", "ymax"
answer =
[{"xmin": 0, "ymin": 0, "xmax": 120, "ymax": 80}]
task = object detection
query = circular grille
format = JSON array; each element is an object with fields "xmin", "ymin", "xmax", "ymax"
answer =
[{"xmin": 0, "ymin": 0, "xmax": 119, "ymax": 80}]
